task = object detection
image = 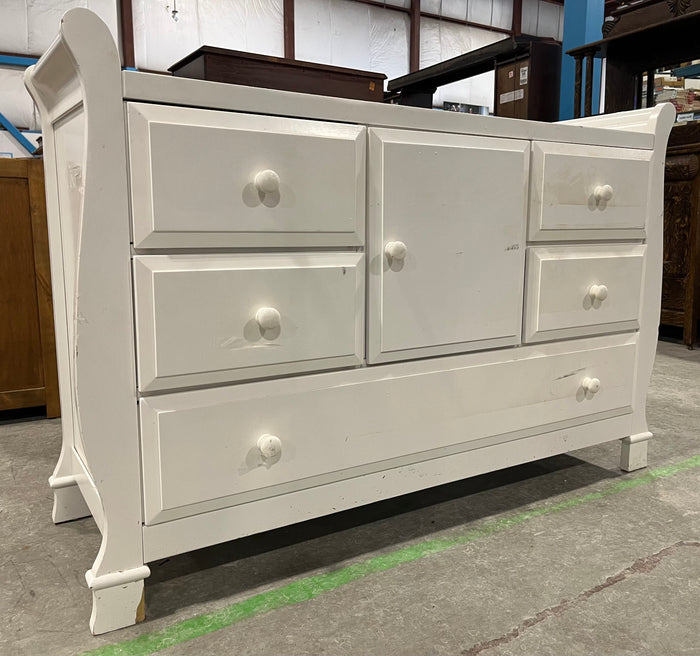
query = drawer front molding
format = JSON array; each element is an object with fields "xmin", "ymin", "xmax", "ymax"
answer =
[
  {"xmin": 141, "ymin": 339, "xmax": 636, "ymax": 524},
  {"xmin": 127, "ymin": 103, "xmax": 366, "ymax": 248},
  {"xmin": 529, "ymin": 141, "xmax": 652, "ymax": 241},
  {"xmin": 134, "ymin": 253, "xmax": 365, "ymax": 391},
  {"xmin": 524, "ymin": 244, "xmax": 646, "ymax": 342}
]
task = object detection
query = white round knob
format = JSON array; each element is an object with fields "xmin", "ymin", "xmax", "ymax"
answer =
[
  {"xmin": 257, "ymin": 434, "xmax": 282, "ymax": 460},
  {"xmin": 588, "ymin": 284, "xmax": 608, "ymax": 302},
  {"xmin": 255, "ymin": 307, "xmax": 281, "ymax": 331},
  {"xmin": 582, "ymin": 377, "xmax": 601, "ymax": 394},
  {"xmin": 385, "ymin": 241, "xmax": 407, "ymax": 261},
  {"xmin": 594, "ymin": 184, "xmax": 614, "ymax": 202},
  {"xmin": 254, "ymin": 169, "xmax": 280, "ymax": 194}
]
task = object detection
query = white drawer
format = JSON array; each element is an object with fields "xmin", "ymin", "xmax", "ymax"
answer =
[
  {"xmin": 524, "ymin": 244, "xmax": 645, "ymax": 343},
  {"xmin": 140, "ymin": 339, "xmax": 636, "ymax": 524},
  {"xmin": 529, "ymin": 141, "xmax": 652, "ymax": 241},
  {"xmin": 127, "ymin": 103, "xmax": 366, "ymax": 248},
  {"xmin": 133, "ymin": 253, "xmax": 364, "ymax": 391}
]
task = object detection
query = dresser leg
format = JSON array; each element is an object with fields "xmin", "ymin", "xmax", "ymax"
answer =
[
  {"xmin": 86, "ymin": 566, "xmax": 150, "ymax": 634},
  {"xmin": 620, "ymin": 432, "xmax": 652, "ymax": 472},
  {"xmin": 48, "ymin": 478, "xmax": 91, "ymax": 523}
]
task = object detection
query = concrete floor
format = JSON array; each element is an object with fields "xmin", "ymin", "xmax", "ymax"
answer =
[{"xmin": 1, "ymin": 340, "xmax": 699, "ymax": 656}]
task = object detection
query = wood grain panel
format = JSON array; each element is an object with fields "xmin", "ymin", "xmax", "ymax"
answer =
[
  {"xmin": 660, "ymin": 308, "xmax": 684, "ymax": 327},
  {"xmin": 663, "ymin": 180, "xmax": 692, "ymax": 278},
  {"xmin": 0, "ymin": 388, "xmax": 45, "ymax": 410},
  {"xmin": 0, "ymin": 159, "xmax": 60, "ymax": 415},
  {"xmin": 170, "ymin": 48, "xmax": 385, "ymax": 102},
  {"xmin": 665, "ymin": 154, "xmax": 699, "ymax": 181},
  {"xmin": 661, "ymin": 276, "xmax": 686, "ymax": 311},
  {"xmin": 661, "ymin": 126, "xmax": 700, "ymax": 346},
  {"xmin": 27, "ymin": 159, "xmax": 60, "ymax": 417},
  {"xmin": 0, "ymin": 176, "xmax": 44, "ymax": 400}
]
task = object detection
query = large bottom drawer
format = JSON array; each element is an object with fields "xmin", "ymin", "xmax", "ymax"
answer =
[{"xmin": 140, "ymin": 337, "xmax": 637, "ymax": 524}]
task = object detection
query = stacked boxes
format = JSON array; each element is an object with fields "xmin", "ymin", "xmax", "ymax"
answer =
[{"xmin": 655, "ymin": 81, "xmax": 700, "ymax": 121}]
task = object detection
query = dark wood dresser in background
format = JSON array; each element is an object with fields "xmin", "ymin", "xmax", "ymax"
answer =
[
  {"xmin": 169, "ymin": 47, "xmax": 386, "ymax": 102},
  {"xmin": 663, "ymin": 123, "xmax": 700, "ymax": 347}
]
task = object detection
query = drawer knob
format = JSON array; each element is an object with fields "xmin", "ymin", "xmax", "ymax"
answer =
[
  {"xmin": 257, "ymin": 434, "xmax": 282, "ymax": 460},
  {"xmin": 254, "ymin": 169, "xmax": 281, "ymax": 194},
  {"xmin": 385, "ymin": 241, "xmax": 408, "ymax": 261},
  {"xmin": 582, "ymin": 377, "xmax": 601, "ymax": 395},
  {"xmin": 588, "ymin": 284, "xmax": 608, "ymax": 302},
  {"xmin": 255, "ymin": 307, "xmax": 281, "ymax": 331},
  {"xmin": 594, "ymin": 184, "xmax": 614, "ymax": 202}
]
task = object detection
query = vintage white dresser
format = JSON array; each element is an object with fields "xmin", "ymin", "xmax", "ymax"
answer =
[{"xmin": 25, "ymin": 9, "xmax": 675, "ymax": 634}]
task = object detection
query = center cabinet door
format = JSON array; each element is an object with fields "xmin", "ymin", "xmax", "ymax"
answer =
[{"xmin": 368, "ymin": 128, "xmax": 529, "ymax": 364}]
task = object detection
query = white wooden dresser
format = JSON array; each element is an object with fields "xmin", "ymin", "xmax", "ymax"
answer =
[{"xmin": 25, "ymin": 9, "xmax": 674, "ymax": 635}]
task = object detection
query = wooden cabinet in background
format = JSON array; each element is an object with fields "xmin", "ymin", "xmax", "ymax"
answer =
[
  {"xmin": 563, "ymin": 0, "xmax": 700, "ymax": 345},
  {"xmin": 662, "ymin": 123, "xmax": 700, "ymax": 347},
  {"xmin": 387, "ymin": 36, "xmax": 560, "ymax": 121},
  {"xmin": 0, "ymin": 157, "xmax": 60, "ymax": 416},
  {"xmin": 494, "ymin": 41, "xmax": 561, "ymax": 122}
]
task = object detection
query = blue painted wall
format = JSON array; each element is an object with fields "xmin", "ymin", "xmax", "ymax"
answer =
[{"xmin": 559, "ymin": 0, "xmax": 605, "ymax": 120}]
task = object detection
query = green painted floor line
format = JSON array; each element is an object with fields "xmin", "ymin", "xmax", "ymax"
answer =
[{"xmin": 81, "ymin": 453, "xmax": 700, "ymax": 656}]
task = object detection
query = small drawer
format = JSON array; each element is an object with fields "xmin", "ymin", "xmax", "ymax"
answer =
[
  {"xmin": 139, "ymin": 339, "xmax": 636, "ymax": 524},
  {"xmin": 529, "ymin": 141, "xmax": 652, "ymax": 241},
  {"xmin": 133, "ymin": 253, "xmax": 364, "ymax": 391},
  {"xmin": 127, "ymin": 103, "xmax": 365, "ymax": 248},
  {"xmin": 524, "ymin": 244, "xmax": 645, "ymax": 342}
]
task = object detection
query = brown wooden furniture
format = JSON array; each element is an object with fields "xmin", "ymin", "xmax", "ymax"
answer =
[
  {"xmin": 0, "ymin": 157, "xmax": 60, "ymax": 416},
  {"xmin": 663, "ymin": 124, "xmax": 700, "ymax": 346},
  {"xmin": 169, "ymin": 47, "xmax": 386, "ymax": 102},
  {"xmin": 568, "ymin": 0, "xmax": 700, "ymax": 116},
  {"xmin": 387, "ymin": 36, "xmax": 561, "ymax": 121},
  {"xmin": 494, "ymin": 40, "xmax": 561, "ymax": 121},
  {"xmin": 568, "ymin": 0, "xmax": 700, "ymax": 345}
]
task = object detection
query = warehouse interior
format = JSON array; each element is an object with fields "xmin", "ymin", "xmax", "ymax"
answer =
[{"xmin": 2, "ymin": 0, "xmax": 700, "ymax": 654}]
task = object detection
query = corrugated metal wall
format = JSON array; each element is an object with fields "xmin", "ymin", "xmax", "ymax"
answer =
[{"xmin": 0, "ymin": 0, "xmax": 563, "ymax": 129}]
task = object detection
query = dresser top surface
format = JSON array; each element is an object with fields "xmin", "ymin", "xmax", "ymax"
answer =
[{"xmin": 122, "ymin": 70, "xmax": 657, "ymax": 151}]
